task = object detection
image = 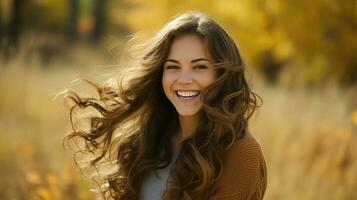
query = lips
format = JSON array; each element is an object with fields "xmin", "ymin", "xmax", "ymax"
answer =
[{"xmin": 174, "ymin": 90, "xmax": 200, "ymax": 102}]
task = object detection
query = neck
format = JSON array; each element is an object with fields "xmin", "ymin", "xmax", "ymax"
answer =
[{"xmin": 173, "ymin": 113, "xmax": 201, "ymax": 148}]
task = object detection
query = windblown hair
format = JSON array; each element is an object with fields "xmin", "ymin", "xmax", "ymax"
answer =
[{"xmin": 64, "ymin": 11, "xmax": 262, "ymax": 200}]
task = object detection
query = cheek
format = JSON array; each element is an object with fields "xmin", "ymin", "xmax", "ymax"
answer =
[
  {"xmin": 162, "ymin": 72, "xmax": 173, "ymax": 95},
  {"xmin": 198, "ymin": 72, "xmax": 216, "ymax": 88}
]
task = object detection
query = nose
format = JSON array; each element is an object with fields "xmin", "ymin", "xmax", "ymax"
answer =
[{"xmin": 177, "ymin": 70, "xmax": 193, "ymax": 85}]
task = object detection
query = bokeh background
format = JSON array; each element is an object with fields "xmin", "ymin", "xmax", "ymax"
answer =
[{"xmin": 1, "ymin": 0, "xmax": 357, "ymax": 199}]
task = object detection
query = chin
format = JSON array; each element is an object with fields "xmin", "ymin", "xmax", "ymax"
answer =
[
  {"xmin": 178, "ymin": 112, "xmax": 197, "ymax": 116},
  {"xmin": 176, "ymin": 108, "xmax": 201, "ymax": 116}
]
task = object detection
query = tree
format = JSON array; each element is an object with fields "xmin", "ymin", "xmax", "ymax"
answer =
[
  {"xmin": 67, "ymin": 0, "xmax": 79, "ymax": 42},
  {"xmin": 0, "ymin": 2, "xmax": 3, "ymax": 47},
  {"xmin": 1, "ymin": 0, "xmax": 25, "ymax": 61},
  {"xmin": 90, "ymin": 0, "xmax": 106, "ymax": 43}
]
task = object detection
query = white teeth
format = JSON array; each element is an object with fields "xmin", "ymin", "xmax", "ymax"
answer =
[{"xmin": 176, "ymin": 90, "xmax": 200, "ymax": 98}]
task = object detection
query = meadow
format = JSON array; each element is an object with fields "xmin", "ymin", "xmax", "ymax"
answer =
[{"xmin": 0, "ymin": 43, "xmax": 356, "ymax": 200}]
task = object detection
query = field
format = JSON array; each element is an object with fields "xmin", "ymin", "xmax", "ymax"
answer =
[{"xmin": 0, "ymin": 44, "xmax": 357, "ymax": 200}]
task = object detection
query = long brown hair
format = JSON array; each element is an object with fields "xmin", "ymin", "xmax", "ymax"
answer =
[{"xmin": 64, "ymin": 11, "xmax": 262, "ymax": 200}]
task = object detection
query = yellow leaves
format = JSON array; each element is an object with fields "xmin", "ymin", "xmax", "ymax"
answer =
[
  {"xmin": 352, "ymin": 111, "xmax": 357, "ymax": 127},
  {"xmin": 264, "ymin": 0, "xmax": 282, "ymax": 15},
  {"xmin": 35, "ymin": 0, "xmax": 67, "ymax": 27},
  {"xmin": 273, "ymin": 35, "xmax": 295, "ymax": 62},
  {"xmin": 26, "ymin": 170, "xmax": 41, "ymax": 185},
  {"xmin": 335, "ymin": 128, "xmax": 353, "ymax": 142},
  {"xmin": 19, "ymin": 140, "xmax": 34, "ymax": 157},
  {"xmin": 46, "ymin": 173, "xmax": 60, "ymax": 198},
  {"xmin": 18, "ymin": 140, "xmax": 52, "ymax": 199},
  {"xmin": 36, "ymin": 187, "xmax": 52, "ymax": 200},
  {"xmin": 216, "ymin": 0, "xmax": 265, "ymax": 28},
  {"xmin": 124, "ymin": 0, "xmax": 217, "ymax": 32}
]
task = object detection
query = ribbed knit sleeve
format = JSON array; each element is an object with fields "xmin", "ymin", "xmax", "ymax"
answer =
[{"xmin": 210, "ymin": 133, "xmax": 267, "ymax": 200}]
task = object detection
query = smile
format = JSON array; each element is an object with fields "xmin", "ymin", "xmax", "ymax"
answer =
[{"xmin": 175, "ymin": 90, "xmax": 200, "ymax": 100}]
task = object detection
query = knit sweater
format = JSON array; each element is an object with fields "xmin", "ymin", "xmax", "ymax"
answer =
[
  {"xmin": 140, "ymin": 132, "xmax": 267, "ymax": 200},
  {"xmin": 210, "ymin": 132, "xmax": 267, "ymax": 199}
]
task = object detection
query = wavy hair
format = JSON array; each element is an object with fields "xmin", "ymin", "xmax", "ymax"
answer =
[{"xmin": 63, "ymin": 11, "xmax": 262, "ymax": 200}]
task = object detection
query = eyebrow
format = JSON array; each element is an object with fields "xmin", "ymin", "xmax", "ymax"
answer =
[{"xmin": 165, "ymin": 58, "xmax": 212, "ymax": 64}]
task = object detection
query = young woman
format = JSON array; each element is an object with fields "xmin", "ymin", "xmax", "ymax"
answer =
[{"xmin": 65, "ymin": 11, "xmax": 267, "ymax": 200}]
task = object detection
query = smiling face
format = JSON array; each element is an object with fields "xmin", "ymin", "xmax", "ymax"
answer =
[{"xmin": 162, "ymin": 34, "xmax": 216, "ymax": 117}]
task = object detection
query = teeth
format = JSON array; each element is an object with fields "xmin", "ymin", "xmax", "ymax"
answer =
[{"xmin": 176, "ymin": 90, "xmax": 200, "ymax": 98}]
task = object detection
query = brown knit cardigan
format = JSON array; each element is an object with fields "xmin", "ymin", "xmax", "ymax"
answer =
[{"xmin": 210, "ymin": 132, "xmax": 267, "ymax": 200}]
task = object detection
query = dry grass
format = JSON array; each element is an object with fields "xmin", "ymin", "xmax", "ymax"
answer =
[
  {"xmin": 0, "ymin": 43, "xmax": 356, "ymax": 200},
  {"xmin": 251, "ymin": 78, "xmax": 357, "ymax": 200}
]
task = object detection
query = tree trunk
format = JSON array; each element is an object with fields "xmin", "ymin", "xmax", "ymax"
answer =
[
  {"xmin": 2, "ymin": 0, "xmax": 23, "ymax": 61},
  {"xmin": 9, "ymin": 0, "xmax": 22, "ymax": 47},
  {"xmin": 0, "ymin": 2, "xmax": 3, "ymax": 48},
  {"xmin": 67, "ymin": 0, "xmax": 79, "ymax": 42},
  {"xmin": 90, "ymin": 0, "xmax": 106, "ymax": 43}
]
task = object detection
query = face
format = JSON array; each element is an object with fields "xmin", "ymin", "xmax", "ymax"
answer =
[{"xmin": 162, "ymin": 34, "xmax": 216, "ymax": 116}]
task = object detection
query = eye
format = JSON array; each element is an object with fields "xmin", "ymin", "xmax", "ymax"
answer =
[
  {"xmin": 165, "ymin": 65, "xmax": 179, "ymax": 70},
  {"xmin": 194, "ymin": 65, "xmax": 208, "ymax": 70}
]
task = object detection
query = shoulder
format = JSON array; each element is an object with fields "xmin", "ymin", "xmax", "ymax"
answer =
[
  {"xmin": 211, "ymin": 132, "xmax": 267, "ymax": 199},
  {"xmin": 222, "ymin": 132, "xmax": 266, "ymax": 183},
  {"xmin": 226, "ymin": 132, "xmax": 265, "ymax": 166}
]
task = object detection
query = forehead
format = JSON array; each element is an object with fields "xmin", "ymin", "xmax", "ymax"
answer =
[{"xmin": 167, "ymin": 34, "xmax": 212, "ymax": 60}]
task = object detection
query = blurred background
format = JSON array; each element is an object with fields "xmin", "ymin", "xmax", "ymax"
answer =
[{"xmin": 0, "ymin": 0, "xmax": 356, "ymax": 199}]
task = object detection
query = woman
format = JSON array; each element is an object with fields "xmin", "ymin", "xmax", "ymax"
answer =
[{"xmin": 64, "ymin": 11, "xmax": 267, "ymax": 200}]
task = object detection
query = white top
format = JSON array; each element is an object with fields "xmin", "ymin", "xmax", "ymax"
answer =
[{"xmin": 140, "ymin": 151, "xmax": 179, "ymax": 200}]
